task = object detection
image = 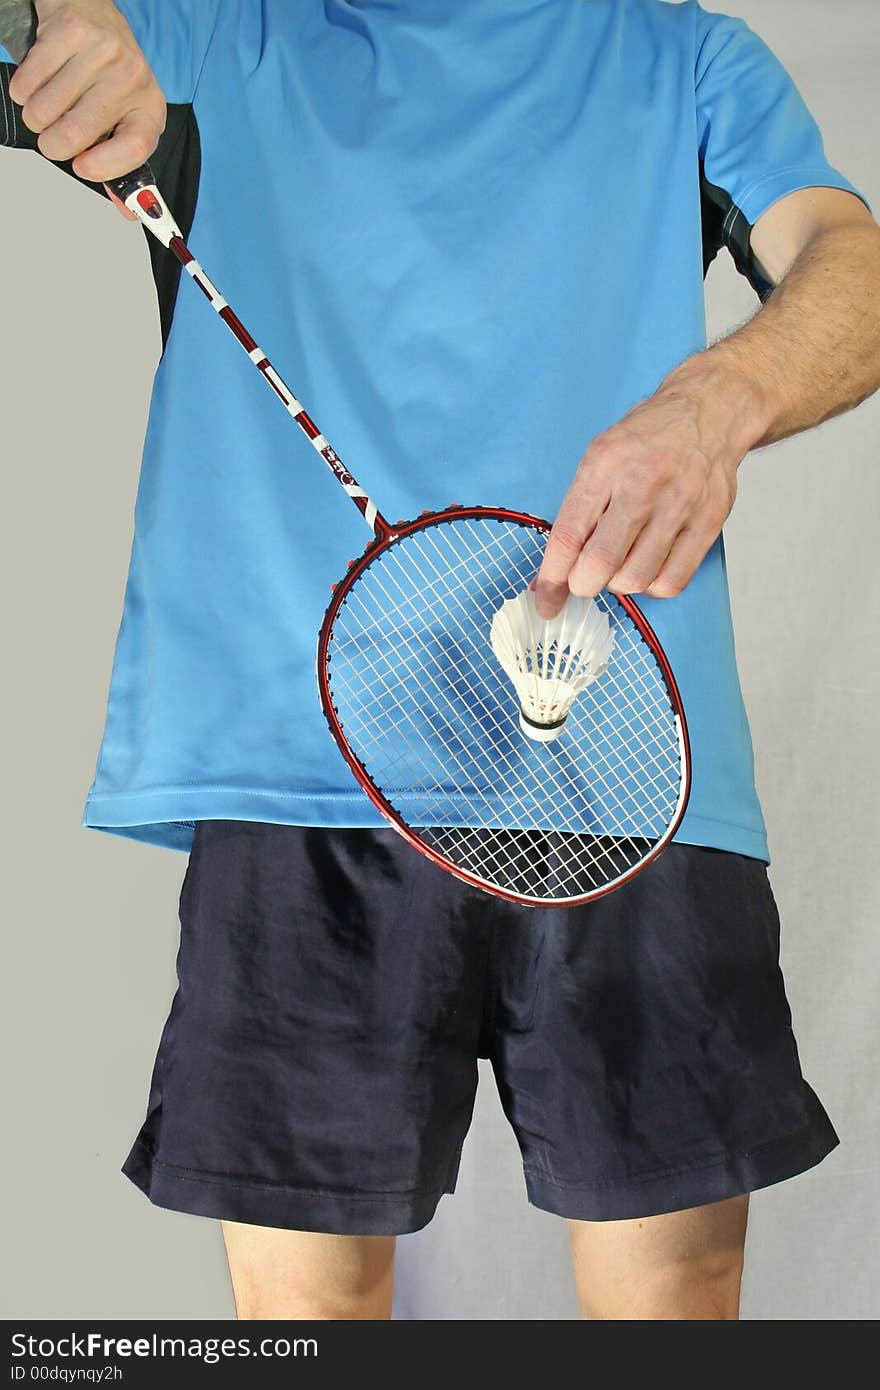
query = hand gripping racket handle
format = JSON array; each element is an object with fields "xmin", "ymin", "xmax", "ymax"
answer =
[{"xmin": 1, "ymin": 0, "xmax": 156, "ymax": 202}]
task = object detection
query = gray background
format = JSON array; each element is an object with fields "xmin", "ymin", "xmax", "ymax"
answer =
[{"xmin": 1, "ymin": 0, "xmax": 877, "ymax": 1320}]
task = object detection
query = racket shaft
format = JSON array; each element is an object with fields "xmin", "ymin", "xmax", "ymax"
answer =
[{"xmin": 125, "ymin": 184, "xmax": 388, "ymax": 538}]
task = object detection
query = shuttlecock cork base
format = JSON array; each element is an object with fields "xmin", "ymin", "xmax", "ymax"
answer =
[
  {"xmin": 490, "ymin": 589, "xmax": 615, "ymax": 743},
  {"xmin": 518, "ymin": 705, "xmax": 570, "ymax": 742}
]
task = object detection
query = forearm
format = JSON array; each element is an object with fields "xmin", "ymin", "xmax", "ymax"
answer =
[
  {"xmin": 0, "ymin": 0, "xmax": 36, "ymax": 64},
  {"xmin": 535, "ymin": 212, "xmax": 880, "ymax": 612},
  {"xmin": 660, "ymin": 220, "xmax": 880, "ymax": 454}
]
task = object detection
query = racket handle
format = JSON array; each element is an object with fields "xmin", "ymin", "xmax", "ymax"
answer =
[{"xmin": 0, "ymin": 0, "xmax": 36, "ymax": 65}]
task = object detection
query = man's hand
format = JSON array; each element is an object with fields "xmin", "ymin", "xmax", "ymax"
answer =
[
  {"xmin": 535, "ymin": 188, "xmax": 880, "ymax": 621},
  {"xmin": 533, "ymin": 367, "xmax": 762, "ymax": 618},
  {"xmin": 6, "ymin": 0, "xmax": 165, "ymax": 204}
]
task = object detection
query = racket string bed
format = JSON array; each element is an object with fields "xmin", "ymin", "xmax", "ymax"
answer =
[
  {"xmin": 331, "ymin": 629, "xmax": 672, "ymax": 852},
  {"xmin": 326, "ymin": 516, "xmax": 685, "ymax": 903},
  {"xmin": 419, "ymin": 520, "xmax": 680, "ymax": 797},
  {"xmin": 333, "ymin": 527, "xmax": 678, "ymax": 799}
]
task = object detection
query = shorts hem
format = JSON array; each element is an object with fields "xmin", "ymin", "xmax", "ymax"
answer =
[
  {"xmin": 120, "ymin": 1138, "xmax": 457, "ymax": 1237},
  {"xmin": 522, "ymin": 1103, "xmax": 840, "ymax": 1222}
]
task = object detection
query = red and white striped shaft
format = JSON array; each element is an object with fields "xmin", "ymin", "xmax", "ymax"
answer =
[{"xmin": 126, "ymin": 183, "xmax": 390, "ymax": 541}]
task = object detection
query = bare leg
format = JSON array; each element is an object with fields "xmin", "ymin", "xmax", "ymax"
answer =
[
  {"xmin": 221, "ymin": 1220, "xmax": 396, "ymax": 1320},
  {"xmin": 568, "ymin": 1195, "xmax": 749, "ymax": 1320}
]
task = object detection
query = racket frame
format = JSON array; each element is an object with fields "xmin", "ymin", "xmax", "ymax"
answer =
[{"xmin": 317, "ymin": 504, "xmax": 692, "ymax": 907}]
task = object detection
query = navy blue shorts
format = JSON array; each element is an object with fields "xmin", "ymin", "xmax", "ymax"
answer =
[{"xmin": 122, "ymin": 821, "xmax": 838, "ymax": 1235}]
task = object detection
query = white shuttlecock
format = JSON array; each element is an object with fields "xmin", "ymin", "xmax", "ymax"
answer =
[{"xmin": 490, "ymin": 589, "xmax": 615, "ymax": 743}]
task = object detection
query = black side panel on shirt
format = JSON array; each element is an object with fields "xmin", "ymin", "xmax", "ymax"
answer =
[
  {"xmin": 0, "ymin": 63, "xmax": 202, "ymax": 354},
  {"xmin": 700, "ymin": 158, "xmax": 774, "ymax": 301}
]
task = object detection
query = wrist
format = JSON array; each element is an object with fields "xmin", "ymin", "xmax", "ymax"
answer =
[{"xmin": 658, "ymin": 347, "xmax": 775, "ymax": 460}]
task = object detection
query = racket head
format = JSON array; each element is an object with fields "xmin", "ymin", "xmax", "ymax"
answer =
[{"xmin": 317, "ymin": 506, "xmax": 691, "ymax": 907}]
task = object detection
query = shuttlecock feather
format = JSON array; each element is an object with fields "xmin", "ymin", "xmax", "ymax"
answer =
[{"xmin": 490, "ymin": 589, "xmax": 615, "ymax": 742}]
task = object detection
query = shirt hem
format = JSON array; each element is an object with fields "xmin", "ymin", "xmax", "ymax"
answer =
[
  {"xmin": 733, "ymin": 165, "xmax": 870, "ymax": 228},
  {"xmin": 82, "ymin": 787, "xmax": 770, "ymax": 863}
]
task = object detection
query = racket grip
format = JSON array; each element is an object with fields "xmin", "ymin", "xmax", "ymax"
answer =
[{"xmin": 0, "ymin": 0, "xmax": 36, "ymax": 65}]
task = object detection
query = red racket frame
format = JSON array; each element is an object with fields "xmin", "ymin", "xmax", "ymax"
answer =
[{"xmin": 317, "ymin": 504, "xmax": 692, "ymax": 906}]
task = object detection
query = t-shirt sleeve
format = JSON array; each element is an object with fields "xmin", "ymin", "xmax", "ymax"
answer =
[
  {"xmin": 112, "ymin": 0, "xmax": 223, "ymax": 105},
  {"xmin": 695, "ymin": 3, "xmax": 868, "ymax": 295}
]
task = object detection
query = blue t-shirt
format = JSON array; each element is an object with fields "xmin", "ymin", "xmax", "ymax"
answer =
[{"xmin": 2, "ymin": 0, "xmax": 863, "ymax": 857}]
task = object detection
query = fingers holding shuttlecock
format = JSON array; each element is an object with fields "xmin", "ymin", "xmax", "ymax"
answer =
[{"xmin": 490, "ymin": 589, "xmax": 615, "ymax": 742}]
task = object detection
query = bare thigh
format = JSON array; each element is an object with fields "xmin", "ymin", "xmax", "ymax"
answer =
[
  {"xmin": 568, "ymin": 1195, "xmax": 749, "ymax": 1320},
  {"xmin": 221, "ymin": 1220, "xmax": 397, "ymax": 1320}
]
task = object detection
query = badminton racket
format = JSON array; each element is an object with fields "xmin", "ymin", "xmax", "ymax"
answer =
[{"xmin": 6, "ymin": 32, "xmax": 691, "ymax": 905}]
